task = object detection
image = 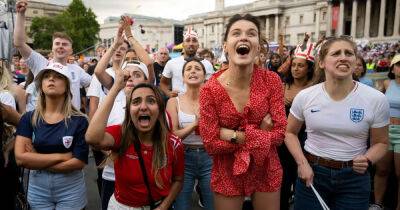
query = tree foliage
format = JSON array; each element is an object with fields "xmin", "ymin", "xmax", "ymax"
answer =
[{"xmin": 29, "ymin": 0, "xmax": 100, "ymax": 53}]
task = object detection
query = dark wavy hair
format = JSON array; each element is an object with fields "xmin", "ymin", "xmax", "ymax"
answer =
[
  {"xmin": 355, "ymin": 55, "xmax": 367, "ymax": 80},
  {"xmin": 182, "ymin": 57, "xmax": 206, "ymax": 75},
  {"xmin": 388, "ymin": 58, "xmax": 399, "ymax": 79},
  {"xmin": 223, "ymin": 14, "xmax": 261, "ymax": 42},
  {"xmin": 285, "ymin": 58, "xmax": 314, "ymax": 86},
  {"xmin": 119, "ymin": 83, "xmax": 170, "ymax": 188}
]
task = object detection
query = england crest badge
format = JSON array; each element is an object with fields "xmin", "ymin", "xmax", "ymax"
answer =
[
  {"xmin": 350, "ymin": 108, "xmax": 364, "ymax": 123},
  {"xmin": 62, "ymin": 136, "xmax": 74, "ymax": 149}
]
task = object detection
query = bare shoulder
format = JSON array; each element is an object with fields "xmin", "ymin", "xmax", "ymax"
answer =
[{"xmin": 383, "ymin": 79, "xmax": 391, "ymax": 90}]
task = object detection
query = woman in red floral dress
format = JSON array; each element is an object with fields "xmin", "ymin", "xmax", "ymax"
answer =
[{"xmin": 199, "ymin": 14, "xmax": 287, "ymax": 210}]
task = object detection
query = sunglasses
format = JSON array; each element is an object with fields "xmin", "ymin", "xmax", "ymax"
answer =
[
  {"xmin": 126, "ymin": 60, "xmax": 141, "ymax": 65},
  {"xmin": 324, "ymin": 35, "xmax": 353, "ymax": 41}
]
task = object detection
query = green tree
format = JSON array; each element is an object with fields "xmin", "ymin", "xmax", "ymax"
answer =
[
  {"xmin": 29, "ymin": 16, "xmax": 64, "ymax": 50},
  {"xmin": 29, "ymin": 0, "xmax": 100, "ymax": 53}
]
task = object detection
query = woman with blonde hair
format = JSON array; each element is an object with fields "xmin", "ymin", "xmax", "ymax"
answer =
[
  {"xmin": 0, "ymin": 60, "xmax": 26, "ymax": 113},
  {"xmin": 14, "ymin": 62, "xmax": 89, "ymax": 210}
]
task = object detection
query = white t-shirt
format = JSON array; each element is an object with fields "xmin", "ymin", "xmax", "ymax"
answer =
[
  {"xmin": 162, "ymin": 56, "xmax": 214, "ymax": 94},
  {"xmin": 0, "ymin": 91, "xmax": 16, "ymax": 109},
  {"xmin": 26, "ymin": 51, "xmax": 92, "ymax": 109},
  {"xmin": 87, "ymin": 67, "xmax": 126, "ymax": 181},
  {"xmin": 290, "ymin": 82, "xmax": 390, "ymax": 161},
  {"xmin": 25, "ymin": 83, "xmax": 38, "ymax": 112}
]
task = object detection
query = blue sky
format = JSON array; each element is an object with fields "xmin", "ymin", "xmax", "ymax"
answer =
[{"xmin": 48, "ymin": 0, "xmax": 255, "ymax": 23}]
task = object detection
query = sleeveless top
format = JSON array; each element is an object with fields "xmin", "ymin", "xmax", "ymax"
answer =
[
  {"xmin": 176, "ymin": 97, "xmax": 203, "ymax": 145},
  {"xmin": 386, "ymin": 80, "xmax": 400, "ymax": 118}
]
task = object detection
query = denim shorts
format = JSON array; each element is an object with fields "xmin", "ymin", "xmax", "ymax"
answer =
[
  {"xmin": 388, "ymin": 125, "xmax": 400, "ymax": 153},
  {"xmin": 294, "ymin": 164, "xmax": 370, "ymax": 210},
  {"xmin": 108, "ymin": 194, "xmax": 150, "ymax": 210},
  {"xmin": 28, "ymin": 169, "xmax": 87, "ymax": 210}
]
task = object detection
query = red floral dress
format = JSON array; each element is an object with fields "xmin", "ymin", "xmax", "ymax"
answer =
[{"xmin": 199, "ymin": 66, "xmax": 287, "ymax": 196}]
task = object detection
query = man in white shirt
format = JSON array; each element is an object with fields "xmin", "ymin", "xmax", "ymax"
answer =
[
  {"xmin": 160, "ymin": 27, "xmax": 214, "ymax": 97},
  {"xmin": 13, "ymin": 0, "xmax": 91, "ymax": 109}
]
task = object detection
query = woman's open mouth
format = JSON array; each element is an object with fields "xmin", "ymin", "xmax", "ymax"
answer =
[{"xmin": 236, "ymin": 44, "xmax": 250, "ymax": 55}]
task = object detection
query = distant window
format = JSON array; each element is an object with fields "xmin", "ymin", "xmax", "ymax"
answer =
[
  {"xmin": 300, "ymin": 15, "xmax": 304, "ymax": 24},
  {"xmin": 284, "ymin": 35, "xmax": 290, "ymax": 44},
  {"xmin": 202, "ymin": 29, "xmax": 204, "ymax": 35},
  {"xmin": 33, "ymin": 10, "xmax": 38, "ymax": 14},
  {"xmin": 212, "ymin": 25, "xmax": 214, "ymax": 33},
  {"xmin": 285, "ymin": 16, "xmax": 290, "ymax": 25},
  {"xmin": 313, "ymin": 13, "xmax": 316, "ymax": 23},
  {"xmin": 322, "ymin": 12, "xmax": 326, "ymax": 21},
  {"xmin": 297, "ymin": 33, "xmax": 305, "ymax": 43},
  {"xmin": 311, "ymin": 32, "xmax": 316, "ymax": 42}
]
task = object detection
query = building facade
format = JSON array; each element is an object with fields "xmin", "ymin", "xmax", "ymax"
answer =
[
  {"xmin": 24, "ymin": 0, "xmax": 67, "ymax": 43},
  {"xmin": 184, "ymin": 0, "xmax": 400, "ymax": 48},
  {"xmin": 99, "ymin": 14, "xmax": 183, "ymax": 52}
]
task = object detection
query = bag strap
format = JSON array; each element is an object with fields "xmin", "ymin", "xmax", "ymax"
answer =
[
  {"xmin": 19, "ymin": 167, "xmax": 30, "ymax": 195},
  {"xmin": 132, "ymin": 130, "xmax": 156, "ymax": 207}
]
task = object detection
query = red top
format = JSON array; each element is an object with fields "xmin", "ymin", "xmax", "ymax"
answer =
[
  {"xmin": 106, "ymin": 125, "xmax": 184, "ymax": 207},
  {"xmin": 199, "ymin": 67, "xmax": 287, "ymax": 196}
]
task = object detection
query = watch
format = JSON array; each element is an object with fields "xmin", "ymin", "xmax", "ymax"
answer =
[{"xmin": 230, "ymin": 130, "xmax": 238, "ymax": 144}]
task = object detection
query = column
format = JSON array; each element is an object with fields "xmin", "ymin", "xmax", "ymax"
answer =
[
  {"xmin": 364, "ymin": 0, "xmax": 371, "ymax": 38},
  {"xmin": 351, "ymin": 0, "xmax": 358, "ymax": 37},
  {"xmin": 265, "ymin": 16, "xmax": 270, "ymax": 40},
  {"xmin": 274, "ymin": 14, "xmax": 279, "ymax": 42},
  {"xmin": 378, "ymin": 0, "xmax": 386, "ymax": 37},
  {"xmin": 326, "ymin": 0, "xmax": 333, "ymax": 36},
  {"xmin": 393, "ymin": 0, "xmax": 400, "ymax": 36},
  {"xmin": 338, "ymin": 0, "xmax": 345, "ymax": 35},
  {"xmin": 315, "ymin": 9, "xmax": 321, "ymax": 38}
]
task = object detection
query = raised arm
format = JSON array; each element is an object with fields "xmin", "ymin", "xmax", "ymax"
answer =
[
  {"xmin": 122, "ymin": 16, "xmax": 155, "ymax": 84},
  {"xmin": 94, "ymin": 23, "xmax": 126, "ymax": 90},
  {"xmin": 86, "ymin": 61, "xmax": 127, "ymax": 149},
  {"xmin": 13, "ymin": 0, "xmax": 32, "ymax": 59}
]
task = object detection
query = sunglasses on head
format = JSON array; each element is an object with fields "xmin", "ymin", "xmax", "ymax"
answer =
[
  {"xmin": 126, "ymin": 60, "xmax": 141, "ymax": 64},
  {"xmin": 324, "ymin": 35, "xmax": 353, "ymax": 41},
  {"xmin": 184, "ymin": 56, "xmax": 203, "ymax": 62}
]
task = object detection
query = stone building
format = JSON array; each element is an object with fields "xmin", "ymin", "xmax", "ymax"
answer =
[
  {"xmin": 99, "ymin": 14, "xmax": 183, "ymax": 52},
  {"xmin": 184, "ymin": 0, "xmax": 400, "ymax": 48},
  {"xmin": 24, "ymin": 0, "xmax": 67, "ymax": 43}
]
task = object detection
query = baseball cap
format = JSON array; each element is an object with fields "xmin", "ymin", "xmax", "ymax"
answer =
[
  {"xmin": 35, "ymin": 62, "xmax": 72, "ymax": 83},
  {"xmin": 121, "ymin": 60, "xmax": 149, "ymax": 79},
  {"xmin": 390, "ymin": 54, "xmax": 400, "ymax": 67}
]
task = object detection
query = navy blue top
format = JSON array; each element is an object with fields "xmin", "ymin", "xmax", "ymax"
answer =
[{"xmin": 16, "ymin": 111, "xmax": 89, "ymax": 164}]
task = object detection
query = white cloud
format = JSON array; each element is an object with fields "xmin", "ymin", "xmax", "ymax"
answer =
[{"xmin": 48, "ymin": 0, "xmax": 254, "ymax": 23}]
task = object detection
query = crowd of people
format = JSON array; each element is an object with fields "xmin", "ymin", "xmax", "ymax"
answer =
[{"xmin": 1, "ymin": 0, "xmax": 400, "ymax": 210}]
